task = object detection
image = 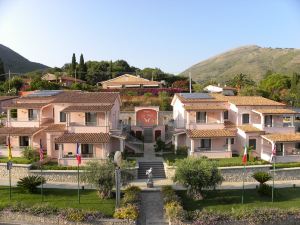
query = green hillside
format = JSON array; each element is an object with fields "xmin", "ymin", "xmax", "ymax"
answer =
[
  {"xmin": 0, "ymin": 44, "xmax": 49, "ymax": 73},
  {"xmin": 181, "ymin": 45, "xmax": 300, "ymax": 82}
]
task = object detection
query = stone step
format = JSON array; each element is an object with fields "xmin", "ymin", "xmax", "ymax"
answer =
[{"xmin": 138, "ymin": 161, "xmax": 166, "ymax": 179}]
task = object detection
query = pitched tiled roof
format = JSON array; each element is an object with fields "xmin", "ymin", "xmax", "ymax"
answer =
[
  {"xmin": 213, "ymin": 94, "xmax": 285, "ymax": 106},
  {"xmin": 175, "ymin": 93, "xmax": 225, "ymax": 103},
  {"xmin": 238, "ymin": 125, "xmax": 265, "ymax": 133},
  {"xmin": 0, "ymin": 96, "xmax": 17, "ymax": 101},
  {"xmin": 0, "ymin": 127, "xmax": 44, "ymax": 136},
  {"xmin": 184, "ymin": 105, "xmax": 227, "ymax": 111},
  {"xmin": 44, "ymin": 124, "xmax": 66, "ymax": 132},
  {"xmin": 187, "ymin": 129, "xmax": 236, "ymax": 138},
  {"xmin": 252, "ymin": 108, "xmax": 297, "ymax": 114},
  {"xmin": 52, "ymin": 92, "xmax": 119, "ymax": 104},
  {"xmin": 55, "ymin": 133, "xmax": 110, "ymax": 143},
  {"xmin": 62, "ymin": 105, "xmax": 113, "ymax": 112},
  {"xmin": 224, "ymin": 121, "xmax": 236, "ymax": 128},
  {"xmin": 4, "ymin": 103, "xmax": 50, "ymax": 109},
  {"xmin": 262, "ymin": 133, "xmax": 300, "ymax": 142},
  {"xmin": 107, "ymin": 81, "xmax": 160, "ymax": 85}
]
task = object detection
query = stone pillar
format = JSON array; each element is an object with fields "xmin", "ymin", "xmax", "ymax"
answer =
[
  {"xmin": 190, "ymin": 139, "xmax": 195, "ymax": 155},
  {"xmin": 227, "ymin": 138, "xmax": 231, "ymax": 152},
  {"xmin": 174, "ymin": 135, "xmax": 178, "ymax": 154},
  {"xmin": 59, "ymin": 144, "xmax": 63, "ymax": 159}
]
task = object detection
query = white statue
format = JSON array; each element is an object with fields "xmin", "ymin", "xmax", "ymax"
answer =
[{"xmin": 146, "ymin": 167, "xmax": 153, "ymax": 184}]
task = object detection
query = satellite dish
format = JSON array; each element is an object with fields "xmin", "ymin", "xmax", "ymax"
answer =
[{"xmin": 114, "ymin": 151, "xmax": 122, "ymax": 167}]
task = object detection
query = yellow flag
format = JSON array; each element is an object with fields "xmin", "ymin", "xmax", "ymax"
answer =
[{"xmin": 8, "ymin": 136, "xmax": 12, "ymax": 161}]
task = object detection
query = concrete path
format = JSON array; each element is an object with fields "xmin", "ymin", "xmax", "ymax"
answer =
[
  {"xmin": 138, "ymin": 191, "xmax": 168, "ymax": 225},
  {"xmin": 142, "ymin": 143, "xmax": 158, "ymax": 161}
]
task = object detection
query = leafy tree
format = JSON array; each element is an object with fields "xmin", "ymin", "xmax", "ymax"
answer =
[
  {"xmin": 86, "ymin": 61, "xmax": 110, "ymax": 85},
  {"xmin": 192, "ymin": 83, "xmax": 204, "ymax": 92},
  {"xmin": 226, "ymin": 73, "xmax": 255, "ymax": 93},
  {"xmin": 154, "ymin": 138, "xmax": 166, "ymax": 152},
  {"xmin": 71, "ymin": 53, "xmax": 77, "ymax": 75},
  {"xmin": 159, "ymin": 91, "xmax": 171, "ymax": 111},
  {"xmin": 174, "ymin": 157, "xmax": 223, "ymax": 199},
  {"xmin": 258, "ymin": 73, "xmax": 290, "ymax": 101},
  {"xmin": 239, "ymin": 85, "xmax": 259, "ymax": 96},
  {"xmin": 172, "ymin": 80, "xmax": 189, "ymax": 90},
  {"xmin": 289, "ymin": 73, "xmax": 300, "ymax": 106},
  {"xmin": 2, "ymin": 76, "xmax": 24, "ymax": 93},
  {"xmin": 30, "ymin": 77, "xmax": 60, "ymax": 90},
  {"xmin": 112, "ymin": 60, "xmax": 132, "ymax": 77},
  {"xmin": 0, "ymin": 58, "xmax": 5, "ymax": 81},
  {"xmin": 78, "ymin": 54, "xmax": 87, "ymax": 80}
]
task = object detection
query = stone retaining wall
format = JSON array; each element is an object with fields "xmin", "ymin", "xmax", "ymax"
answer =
[
  {"xmin": 0, "ymin": 211, "xmax": 136, "ymax": 225},
  {"xmin": 164, "ymin": 163, "xmax": 300, "ymax": 182},
  {"xmin": 0, "ymin": 163, "xmax": 138, "ymax": 183}
]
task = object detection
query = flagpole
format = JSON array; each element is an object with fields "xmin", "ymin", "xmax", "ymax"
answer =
[
  {"xmin": 40, "ymin": 139, "xmax": 44, "ymax": 202},
  {"xmin": 242, "ymin": 164, "xmax": 245, "ymax": 204},
  {"xmin": 8, "ymin": 134, "xmax": 12, "ymax": 201},
  {"xmin": 272, "ymin": 159, "xmax": 275, "ymax": 203},
  {"xmin": 77, "ymin": 162, "xmax": 80, "ymax": 204},
  {"xmin": 9, "ymin": 165, "xmax": 12, "ymax": 201},
  {"xmin": 41, "ymin": 162, "xmax": 43, "ymax": 202}
]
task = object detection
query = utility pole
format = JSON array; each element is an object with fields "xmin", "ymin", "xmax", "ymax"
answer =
[
  {"xmin": 189, "ymin": 71, "xmax": 192, "ymax": 93},
  {"xmin": 8, "ymin": 70, "xmax": 11, "ymax": 92}
]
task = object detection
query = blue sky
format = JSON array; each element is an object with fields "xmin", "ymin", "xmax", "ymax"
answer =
[{"xmin": 0, "ymin": 0, "xmax": 299, "ymax": 74}]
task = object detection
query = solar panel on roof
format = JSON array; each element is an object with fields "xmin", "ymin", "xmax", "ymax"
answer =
[
  {"xmin": 180, "ymin": 93, "xmax": 213, "ymax": 99},
  {"xmin": 27, "ymin": 90, "xmax": 63, "ymax": 97}
]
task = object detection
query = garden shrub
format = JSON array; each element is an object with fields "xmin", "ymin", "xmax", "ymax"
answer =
[
  {"xmin": 114, "ymin": 204, "xmax": 139, "ymax": 220},
  {"xmin": 161, "ymin": 185, "xmax": 180, "ymax": 204},
  {"xmin": 27, "ymin": 203, "xmax": 58, "ymax": 216},
  {"xmin": 164, "ymin": 201, "xmax": 184, "ymax": 221},
  {"xmin": 122, "ymin": 185, "xmax": 141, "ymax": 205},
  {"xmin": 176, "ymin": 146, "xmax": 188, "ymax": 156},
  {"xmin": 64, "ymin": 208, "xmax": 85, "ymax": 222},
  {"xmin": 252, "ymin": 171, "xmax": 272, "ymax": 185},
  {"xmin": 17, "ymin": 175, "xmax": 46, "ymax": 193},
  {"xmin": 126, "ymin": 91, "xmax": 138, "ymax": 96},
  {"xmin": 257, "ymin": 183, "xmax": 272, "ymax": 196},
  {"xmin": 22, "ymin": 147, "xmax": 39, "ymax": 162},
  {"xmin": 154, "ymin": 138, "xmax": 166, "ymax": 152},
  {"xmin": 144, "ymin": 92, "xmax": 152, "ymax": 97}
]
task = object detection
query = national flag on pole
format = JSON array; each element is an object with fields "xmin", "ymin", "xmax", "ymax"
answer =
[
  {"xmin": 242, "ymin": 145, "xmax": 247, "ymax": 164},
  {"xmin": 39, "ymin": 139, "xmax": 44, "ymax": 162},
  {"xmin": 270, "ymin": 144, "xmax": 276, "ymax": 163},
  {"xmin": 76, "ymin": 143, "xmax": 81, "ymax": 165},
  {"xmin": 8, "ymin": 135, "xmax": 12, "ymax": 161}
]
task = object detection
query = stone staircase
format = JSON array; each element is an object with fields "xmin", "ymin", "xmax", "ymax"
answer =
[
  {"xmin": 143, "ymin": 128, "xmax": 153, "ymax": 143},
  {"xmin": 138, "ymin": 161, "xmax": 166, "ymax": 179}
]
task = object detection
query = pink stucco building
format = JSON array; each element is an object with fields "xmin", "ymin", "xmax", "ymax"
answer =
[
  {"xmin": 0, "ymin": 90, "xmax": 125, "ymax": 165},
  {"xmin": 171, "ymin": 93, "xmax": 300, "ymax": 162}
]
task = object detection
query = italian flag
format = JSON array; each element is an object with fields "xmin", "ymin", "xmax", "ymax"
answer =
[{"xmin": 242, "ymin": 145, "xmax": 247, "ymax": 164}]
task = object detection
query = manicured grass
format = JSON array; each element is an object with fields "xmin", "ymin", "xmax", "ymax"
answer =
[
  {"xmin": 0, "ymin": 187, "xmax": 115, "ymax": 216},
  {"xmin": 0, "ymin": 157, "xmax": 33, "ymax": 164},
  {"xmin": 177, "ymin": 188, "xmax": 300, "ymax": 212},
  {"xmin": 276, "ymin": 162, "xmax": 300, "ymax": 169},
  {"xmin": 214, "ymin": 157, "xmax": 268, "ymax": 167},
  {"xmin": 31, "ymin": 161, "xmax": 78, "ymax": 170}
]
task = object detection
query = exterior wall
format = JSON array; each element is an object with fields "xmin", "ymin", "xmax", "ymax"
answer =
[
  {"xmin": 172, "ymin": 98, "xmax": 185, "ymax": 129},
  {"xmin": 0, "ymin": 98, "xmax": 16, "ymax": 113},
  {"xmin": 41, "ymin": 105, "xmax": 54, "ymax": 124},
  {"xmin": 46, "ymin": 132, "xmax": 64, "ymax": 158},
  {"xmin": 53, "ymin": 103, "xmax": 71, "ymax": 124},
  {"xmin": 110, "ymin": 98, "xmax": 121, "ymax": 130}
]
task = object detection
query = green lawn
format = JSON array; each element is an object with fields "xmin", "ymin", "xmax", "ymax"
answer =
[
  {"xmin": 0, "ymin": 157, "xmax": 33, "ymax": 164},
  {"xmin": 177, "ymin": 188, "xmax": 300, "ymax": 212},
  {"xmin": 0, "ymin": 187, "xmax": 115, "ymax": 216},
  {"xmin": 162, "ymin": 153, "xmax": 187, "ymax": 166}
]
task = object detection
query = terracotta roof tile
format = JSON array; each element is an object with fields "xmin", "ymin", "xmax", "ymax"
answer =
[
  {"xmin": 252, "ymin": 108, "xmax": 297, "ymax": 114},
  {"xmin": 51, "ymin": 91, "xmax": 120, "ymax": 104},
  {"xmin": 44, "ymin": 124, "xmax": 66, "ymax": 132},
  {"xmin": 4, "ymin": 103, "xmax": 50, "ymax": 109},
  {"xmin": 55, "ymin": 133, "xmax": 110, "ymax": 143},
  {"xmin": 224, "ymin": 121, "xmax": 236, "ymax": 128},
  {"xmin": 238, "ymin": 125, "xmax": 265, "ymax": 133},
  {"xmin": 62, "ymin": 105, "xmax": 113, "ymax": 112},
  {"xmin": 0, "ymin": 96, "xmax": 17, "ymax": 101},
  {"xmin": 176, "ymin": 93, "xmax": 225, "ymax": 103},
  {"xmin": 0, "ymin": 127, "xmax": 44, "ymax": 136},
  {"xmin": 212, "ymin": 94, "xmax": 285, "ymax": 106},
  {"xmin": 184, "ymin": 105, "xmax": 227, "ymax": 111},
  {"xmin": 187, "ymin": 129, "xmax": 236, "ymax": 138},
  {"xmin": 262, "ymin": 133, "xmax": 300, "ymax": 142}
]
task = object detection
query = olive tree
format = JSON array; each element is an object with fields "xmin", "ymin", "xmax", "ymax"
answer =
[{"xmin": 174, "ymin": 157, "xmax": 223, "ymax": 200}]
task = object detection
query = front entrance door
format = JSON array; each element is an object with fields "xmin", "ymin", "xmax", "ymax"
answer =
[{"xmin": 155, "ymin": 130, "xmax": 161, "ymax": 141}]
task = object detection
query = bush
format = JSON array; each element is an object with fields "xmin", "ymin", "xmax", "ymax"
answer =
[
  {"xmin": 17, "ymin": 175, "xmax": 46, "ymax": 193},
  {"xmin": 154, "ymin": 138, "xmax": 166, "ymax": 152},
  {"xmin": 114, "ymin": 204, "xmax": 139, "ymax": 220},
  {"xmin": 176, "ymin": 146, "xmax": 188, "ymax": 156},
  {"xmin": 22, "ymin": 147, "xmax": 39, "ymax": 162},
  {"xmin": 144, "ymin": 92, "xmax": 152, "ymax": 97},
  {"xmin": 126, "ymin": 91, "xmax": 138, "ymax": 96},
  {"xmin": 258, "ymin": 183, "xmax": 272, "ymax": 196},
  {"xmin": 174, "ymin": 158, "xmax": 223, "ymax": 199},
  {"xmin": 252, "ymin": 171, "xmax": 272, "ymax": 185},
  {"xmin": 164, "ymin": 201, "xmax": 184, "ymax": 221},
  {"xmin": 28, "ymin": 203, "xmax": 58, "ymax": 216},
  {"xmin": 122, "ymin": 186, "xmax": 141, "ymax": 205},
  {"xmin": 64, "ymin": 208, "xmax": 85, "ymax": 222}
]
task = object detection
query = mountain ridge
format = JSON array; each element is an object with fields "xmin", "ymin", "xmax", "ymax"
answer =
[
  {"xmin": 0, "ymin": 44, "xmax": 49, "ymax": 73},
  {"xmin": 181, "ymin": 45, "xmax": 300, "ymax": 82}
]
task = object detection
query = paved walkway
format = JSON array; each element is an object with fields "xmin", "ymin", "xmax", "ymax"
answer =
[
  {"xmin": 138, "ymin": 191, "xmax": 168, "ymax": 225},
  {"xmin": 141, "ymin": 143, "xmax": 160, "ymax": 161}
]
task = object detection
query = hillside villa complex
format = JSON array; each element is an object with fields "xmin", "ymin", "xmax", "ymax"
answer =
[
  {"xmin": 172, "ymin": 93, "xmax": 300, "ymax": 163},
  {"xmin": 0, "ymin": 90, "xmax": 299, "ymax": 164}
]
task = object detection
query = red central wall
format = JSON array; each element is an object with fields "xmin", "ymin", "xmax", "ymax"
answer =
[{"xmin": 136, "ymin": 109, "xmax": 157, "ymax": 126}]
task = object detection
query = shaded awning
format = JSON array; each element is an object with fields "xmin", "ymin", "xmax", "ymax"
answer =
[
  {"xmin": 187, "ymin": 129, "xmax": 236, "ymax": 138},
  {"xmin": 262, "ymin": 133, "xmax": 300, "ymax": 143},
  {"xmin": 62, "ymin": 105, "xmax": 113, "ymax": 112},
  {"xmin": 252, "ymin": 108, "xmax": 297, "ymax": 115},
  {"xmin": 0, "ymin": 127, "xmax": 44, "ymax": 136},
  {"xmin": 55, "ymin": 133, "xmax": 110, "ymax": 143}
]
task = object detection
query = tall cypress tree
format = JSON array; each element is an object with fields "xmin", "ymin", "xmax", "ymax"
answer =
[
  {"xmin": 0, "ymin": 58, "xmax": 5, "ymax": 82},
  {"xmin": 78, "ymin": 54, "xmax": 87, "ymax": 80},
  {"xmin": 71, "ymin": 53, "xmax": 77, "ymax": 76}
]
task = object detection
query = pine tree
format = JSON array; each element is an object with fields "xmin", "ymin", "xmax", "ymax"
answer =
[
  {"xmin": 71, "ymin": 53, "xmax": 77, "ymax": 76},
  {"xmin": 0, "ymin": 58, "xmax": 5, "ymax": 82}
]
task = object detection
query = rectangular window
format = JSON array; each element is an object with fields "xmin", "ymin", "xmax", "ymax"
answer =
[
  {"xmin": 54, "ymin": 143, "xmax": 59, "ymax": 151},
  {"xmin": 276, "ymin": 143, "xmax": 283, "ymax": 156},
  {"xmin": 81, "ymin": 144, "xmax": 93, "ymax": 157},
  {"xmin": 224, "ymin": 110, "xmax": 229, "ymax": 120},
  {"xmin": 28, "ymin": 109, "xmax": 38, "ymax": 121},
  {"xmin": 11, "ymin": 109, "xmax": 17, "ymax": 119},
  {"xmin": 196, "ymin": 112, "xmax": 207, "ymax": 123},
  {"xmin": 19, "ymin": 136, "xmax": 29, "ymax": 147},
  {"xmin": 85, "ymin": 112, "xmax": 97, "ymax": 126},
  {"xmin": 200, "ymin": 139, "xmax": 211, "ymax": 150},
  {"xmin": 226, "ymin": 138, "xmax": 235, "ymax": 145},
  {"xmin": 264, "ymin": 115, "xmax": 273, "ymax": 127},
  {"xmin": 249, "ymin": 139, "xmax": 256, "ymax": 150},
  {"xmin": 242, "ymin": 114, "xmax": 250, "ymax": 124},
  {"xmin": 60, "ymin": 112, "xmax": 66, "ymax": 122}
]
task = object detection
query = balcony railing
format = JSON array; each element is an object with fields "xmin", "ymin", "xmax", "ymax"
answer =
[
  {"xmin": 195, "ymin": 147, "xmax": 229, "ymax": 152},
  {"xmin": 69, "ymin": 122, "xmax": 106, "ymax": 127},
  {"xmin": 173, "ymin": 119, "xmax": 223, "ymax": 129}
]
